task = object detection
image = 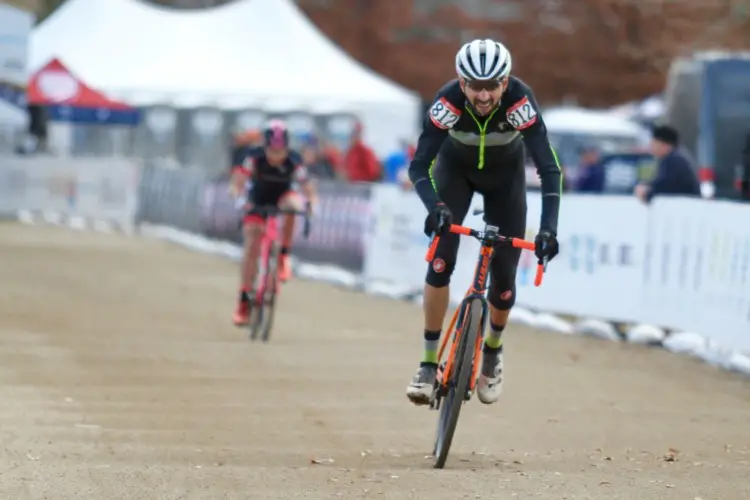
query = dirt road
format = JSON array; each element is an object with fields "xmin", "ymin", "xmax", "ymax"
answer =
[{"xmin": 0, "ymin": 223, "xmax": 748, "ymax": 499}]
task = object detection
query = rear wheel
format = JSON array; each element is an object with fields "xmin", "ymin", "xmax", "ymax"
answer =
[
  {"xmin": 248, "ymin": 248, "xmax": 270, "ymax": 341},
  {"xmin": 260, "ymin": 244, "xmax": 280, "ymax": 342},
  {"xmin": 248, "ymin": 296, "xmax": 263, "ymax": 341},
  {"xmin": 433, "ymin": 298, "xmax": 482, "ymax": 469}
]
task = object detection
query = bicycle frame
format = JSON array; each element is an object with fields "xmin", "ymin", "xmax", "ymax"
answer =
[
  {"xmin": 250, "ymin": 204, "xmax": 312, "ymax": 303},
  {"xmin": 425, "ymin": 223, "xmax": 544, "ymax": 393},
  {"xmin": 255, "ymin": 216, "xmax": 281, "ymax": 302}
]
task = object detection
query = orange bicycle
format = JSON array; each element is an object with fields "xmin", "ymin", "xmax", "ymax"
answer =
[{"xmin": 425, "ymin": 212, "xmax": 546, "ymax": 469}]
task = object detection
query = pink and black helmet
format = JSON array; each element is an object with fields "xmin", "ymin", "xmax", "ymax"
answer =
[{"xmin": 263, "ymin": 119, "xmax": 290, "ymax": 149}]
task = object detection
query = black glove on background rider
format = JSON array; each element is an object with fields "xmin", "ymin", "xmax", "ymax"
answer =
[
  {"xmin": 535, "ymin": 229, "xmax": 559, "ymax": 262},
  {"xmin": 424, "ymin": 203, "xmax": 453, "ymax": 237}
]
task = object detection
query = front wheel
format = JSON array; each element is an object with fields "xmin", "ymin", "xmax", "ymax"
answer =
[
  {"xmin": 248, "ymin": 246, "xmax": 273, "ymax": 342},
  {"xmin": 433, "ymin": 298, "xmax": 482, "ymax": 469},
  {"xmin": 260, "ymin": 246, "xmax": 279, "ymax": 342}
]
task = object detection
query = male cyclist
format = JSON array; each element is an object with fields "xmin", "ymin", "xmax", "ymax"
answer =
[
  {"xmin": 229, "ymin": 120, "xmax": 316, "ymax": 326},
  {"xmin": 406, "ymin": 39, "xmax": 561, "ymax": 406}
]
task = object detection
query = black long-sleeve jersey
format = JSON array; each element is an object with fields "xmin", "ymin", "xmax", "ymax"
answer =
[{"xmin": 408, "ymin": 77, "xmax": 562, "ymax": 233}]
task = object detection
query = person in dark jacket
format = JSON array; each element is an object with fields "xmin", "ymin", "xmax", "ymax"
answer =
[
  {"xmin": 740, "ymin": 134, "xmax": 750, "ymax": 201},
  {"xmin": 635, "ymin": 125, "xmax": 701, "ymax": 203},
  {"xmin": 575, "ymin": 145, "xmax": 605, "ymax": 193}
]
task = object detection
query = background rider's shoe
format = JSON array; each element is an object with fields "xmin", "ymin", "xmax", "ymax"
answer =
[
  {"xmin": 406, "ymin": 364, "xmax": 437, "ymax": 405},
  {"xmin": 476, "ymin": 350, "xmax": 504, "ymax": 404},
  {"xmin": 233, "ymin": 302, "xmax": 250, "ymax": 326},
  {"xmin": 278, "ymin": 255, "xmax": 292, "ymax": 282}
]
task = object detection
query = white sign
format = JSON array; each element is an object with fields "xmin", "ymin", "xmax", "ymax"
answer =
[
  {"xmin": 0, "ymin": 4, "xmax": 33, "ymax": 86},
  {"xmin": 364, "ymin": 186, "xmax": 750, "ymax": 352},
  {"xmin": 513, "ymin": 195, "xmax": 648, "ymax": 321},
  {"xmin": 641, "ymin": 198, "xmax": 750, "ymax": 351},
  {"xmin": 364, "ymin": 184, "xmax": 430, "ymax": 295}
]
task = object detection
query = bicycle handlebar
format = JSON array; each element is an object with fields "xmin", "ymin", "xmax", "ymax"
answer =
[
  {"xmin": 425, "ymin": 224, "xmax": 545, "ymax": 287},
  {"xmin": 252, "ymin": 203, "xmax": 313, "ymax": 239}
]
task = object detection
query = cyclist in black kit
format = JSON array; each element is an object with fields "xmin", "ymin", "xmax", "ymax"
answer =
[
  {"xmin": 229, "ymin": 120, "xmax": 316, "ymax": 326},
  {"xmin": 405, "ymin": 39, "xmax": 562, "ymax": 406}
]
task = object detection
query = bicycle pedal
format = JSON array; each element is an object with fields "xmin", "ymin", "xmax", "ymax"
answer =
[{"xmin": 430, "ymin": 393, "xmax": 441, "ymax": 410}]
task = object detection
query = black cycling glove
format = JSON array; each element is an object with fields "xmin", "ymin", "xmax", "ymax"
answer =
[
  {"xmin": 534, "ymin": 230, "xmax": 559, "ymax": 262},
  {"xmin": 424, "ymin": 203, "xmax": 453, "ymax": 237}
]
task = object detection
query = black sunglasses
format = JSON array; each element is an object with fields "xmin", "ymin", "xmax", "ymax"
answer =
[{"xmin": 464, "ymin": 79, "xmax": 505, "ymax": 92}]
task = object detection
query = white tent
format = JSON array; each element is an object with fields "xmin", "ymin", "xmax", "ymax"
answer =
[{"xmin": 30, "ymin": 0, "xmax": 421, "ymax": 155}]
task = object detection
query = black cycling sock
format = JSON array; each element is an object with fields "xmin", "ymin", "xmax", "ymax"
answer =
[
  {"xmin": 240, "ymin": 290, "xmax": 250, "ymax": 303},
  {"xmin": 280, "ymin": 247, "xmax": 290, "ymax": 255}
]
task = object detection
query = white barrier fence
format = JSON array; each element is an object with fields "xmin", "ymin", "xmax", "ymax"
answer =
[
  {"xmin": 365, "ymin": 185, "xmax": 750, "ymax": 353},
  {"xmin": 0, "ymin": 157, "xmax": 140, "ymax": 230}
]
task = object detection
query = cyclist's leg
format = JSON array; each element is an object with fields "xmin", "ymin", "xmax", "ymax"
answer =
[
  {"xmin": 406, "ymin": 152, "xmax": 474, "ymax": 405},
  {"xmin": 276, "ymin": 190, "xmax": 304, "ymax": 281},
  {"xmin": 235, "ymin": 207, "xmax": 265, "ymax": 324},
  {"xmin": 474, "ymin": 151, "xmax": 527, "ymax": 404}
]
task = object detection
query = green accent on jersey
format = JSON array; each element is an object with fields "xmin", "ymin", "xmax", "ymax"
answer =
[
  {"xmin": 465, "ymin": 107, "xmax": 499, "ymax": 170},
  {"xmin": 550, "ymin": 146, "xmax": 564, "ymax": 194},
  {"xmin": 429, "ymin": 157, "xmax": 437, "ymax": 191}
]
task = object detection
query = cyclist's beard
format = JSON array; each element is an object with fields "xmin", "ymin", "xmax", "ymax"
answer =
[{"xmin": 470, "ymin": 97, "xmax": 497, "ymax": 116}]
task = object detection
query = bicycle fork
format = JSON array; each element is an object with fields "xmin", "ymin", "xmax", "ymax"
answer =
[{"xmin": 429, "ymin": 297, "xmax": 489, "ymax": 411}]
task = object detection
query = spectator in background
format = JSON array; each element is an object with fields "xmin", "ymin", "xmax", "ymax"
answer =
[
  {"xmin": 635, "ymin": 125, "xmax": 700, "ymax": 203},
  {"xmin": 319, "ymin": 139, "xmax": 343, "ymax": 178},
  {"xmin": 302, "ymin": 143, "xmax": 337, "ymax": 180},
  {"xmin": 383, "ymin": 139, "xmax": 415, "ymax": 183},
  {"xmin": 739, "ymin": 134, "xmax": 750, "ymax": 201},
  {"xmin": 574, "ymin": 145, "xmax": 605, "ymax": 193},
  {"xmin": 343, "ymin": 122, "xmax": 381, "ymax": 182},
  {"xmin": 231, "ymin": 128, "xmax": 261, "ymax": 170}
]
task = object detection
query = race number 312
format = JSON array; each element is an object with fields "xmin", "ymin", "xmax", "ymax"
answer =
[{"xmin": 429, "ymin": 98, "xmax": 461, "ymax": 130}]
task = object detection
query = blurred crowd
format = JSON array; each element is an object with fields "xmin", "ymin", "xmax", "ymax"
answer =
[
  {"xmin": 228, "ymin": 117, "xmax": 750, "ymax": 205},
  {"xmin": 567, "ymin": 125, "xmax": 706, "ymax": 204},
  {"xmin": 231, "ymin": 121, "xmax": 416, "ymax": 187}
]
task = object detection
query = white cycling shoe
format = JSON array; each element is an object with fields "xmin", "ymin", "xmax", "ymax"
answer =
[
  {"xmin": 406, "ymin": 364, "xmax": 437, "ymax": 405},
  {"xmin": 476, "ymin": 349, "xmax": 504, "ymax": 405}
]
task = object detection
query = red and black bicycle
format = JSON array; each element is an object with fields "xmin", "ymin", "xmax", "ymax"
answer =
[
  {"xmin": 425, "ymin": 209, "xmax": 547, "ymax": 468},
  {"xmin": 247, "ymin": 204, "xmax": 311, "ymax": 342}
]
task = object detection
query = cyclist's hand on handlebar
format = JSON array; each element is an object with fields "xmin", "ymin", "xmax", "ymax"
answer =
[
  {"xmin": 424, "ymin": 203, "xmax": 453, "ymax": 237},
  {"xmin": 534, "ymin": 230, "xmax": 559, "ymax": 262}
]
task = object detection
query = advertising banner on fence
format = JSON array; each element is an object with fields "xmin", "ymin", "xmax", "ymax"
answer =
[
  {"xmin": 513, "ymin": 195, "xmax": 648, "ymax": 322},
  {"xmin": 642, "ymin": 198, "xmax": 750, "ymax": 351},
  {"xmin": 366, "ymin": 188, "xmax": 649, "ymax": 323},
  {"xmin": 364, "ymin": 184, "xmax": 431, "ymax": 295},
  {"xmin": 293, "ymin": 181, "xmax": 371, "ymax": 273},
  {"xmin": 0, "ymin": 4, "xmax": 33, "ymax": 87},
  {"xmin": 195, "ymin": 176, "xmax": 372, "ymax": 273}
]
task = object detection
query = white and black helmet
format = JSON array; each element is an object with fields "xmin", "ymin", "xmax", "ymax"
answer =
[{"xmin": 455, "ymin": 39, "xmax": 512, "ymax": 81}]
